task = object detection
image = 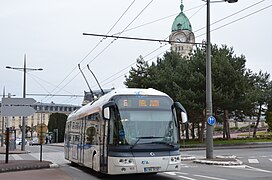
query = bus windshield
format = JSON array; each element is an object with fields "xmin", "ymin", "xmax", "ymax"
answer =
[{"xmin": 109, "ymin": 95, "xmax": 178, "ymax": 146}]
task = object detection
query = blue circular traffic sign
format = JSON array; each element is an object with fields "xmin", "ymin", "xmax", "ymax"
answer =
[{"xmin": 207, "ymin": 116, "xmax": 216, "ymax": 126}]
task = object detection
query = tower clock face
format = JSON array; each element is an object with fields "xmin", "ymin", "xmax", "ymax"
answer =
[{"xmin": 175, "ymin": 34, "xmax": 187, "ymax": 42}]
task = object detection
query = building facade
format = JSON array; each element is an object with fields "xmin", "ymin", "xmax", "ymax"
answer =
[
  {"xmin": 169, "ymin": 1, "xmax": 195, "ymax": 58},
  {"xmin": 0, "ymin": 101, "xmax": 80, "ymax": 138}
]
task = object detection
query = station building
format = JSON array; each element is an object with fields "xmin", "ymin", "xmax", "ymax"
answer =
[{"xmin": 0, "ymin": 101, "xmax": 80, "ymax": 138}]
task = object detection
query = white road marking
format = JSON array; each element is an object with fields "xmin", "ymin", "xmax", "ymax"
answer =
[
  {"xmin": 176, "ymin": 172, "xmax": 190, "ymax": 175},
  {"xmin": 12, "ymin": 154, "xmax": 23, "ymax": 160},
  {"xmin": 245, "ymin": 165, "xmax": 272, "ymax": 173},
  {"xmin": 178, "ymin": 175, "xmax": 197, "ymax": 180},
  {"xmin": 164, "ymin": 172, "xmax": 177, "ymax": 176},
  {"xmin": 194, "ymin": 174, "xmax": 228, "ymax": 180},
  {"xmin": 269, "ymin": 159, "xmax": 272, "ymax": 162},
  {"xmin": 29, "ymin": 152, "xmax": 69, "ymax": 164},
  {"xmin": 248, "ymin": 159, "xmax": 259, "ymax": 164}
]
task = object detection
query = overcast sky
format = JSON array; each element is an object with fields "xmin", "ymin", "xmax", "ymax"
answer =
[{"xmin": 1, "ymin": 0, "xmax": 271, "ymax": 106}]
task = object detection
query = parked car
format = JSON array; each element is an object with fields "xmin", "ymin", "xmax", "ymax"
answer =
[
  {"xmin": 29, "ymin": 138, "xmax": 40, "ymax": 146},
  {"xmin": 15, "ymin": 138, "xmax": 27, "ymax": 145}
]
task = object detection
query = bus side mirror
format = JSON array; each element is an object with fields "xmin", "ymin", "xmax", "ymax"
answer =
[
  {"xmin": 102, "ymin": 101, "xmax": 117, "ymax": 120},
  {"xmin": 103, "ymin": 107, "xmax": 110, "ymax": 120},
  {"xmin": 181, "ymin": 112, "xmax": 188, "ymax": 124},
  {"xmin": 174, "ymin": 102, "xmax": 188, "ymax": 123}
]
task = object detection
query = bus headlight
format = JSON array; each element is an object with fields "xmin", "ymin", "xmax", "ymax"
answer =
[
  {"xmin": 118, "ymin": 158, "xmax": 134, "ymax": 165},
  {"xmin": 170, "ymin": 156, "xmax": 180, "ymax": 164}
]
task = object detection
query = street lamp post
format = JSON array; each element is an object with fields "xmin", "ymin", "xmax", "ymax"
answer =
[
  {"xmin": 205, "ymin": 0, "xmax": 238, "ymax": 159},
  {"xmin": 6, "ymin": 54, "xmax": 43, "ymax": 151}
]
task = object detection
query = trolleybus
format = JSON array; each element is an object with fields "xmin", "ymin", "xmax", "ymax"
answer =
[{"xmin": 64, "ymin": 88, "xmax": 188, "ymax": 175}]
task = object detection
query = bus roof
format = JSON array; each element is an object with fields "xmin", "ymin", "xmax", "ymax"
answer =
[{"xmin": 67, "ymin": 88, "xmax": 171, "ymax": 121}]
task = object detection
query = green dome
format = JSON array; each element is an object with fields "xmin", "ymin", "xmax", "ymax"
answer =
[{"xmin": 171, "ymin": 3, "xmax": 192, "ymax": 32}]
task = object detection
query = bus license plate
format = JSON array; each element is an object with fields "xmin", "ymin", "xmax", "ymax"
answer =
[{"xmin": 144, "ymin": 167, "xmax": 160, "ymax": 172}]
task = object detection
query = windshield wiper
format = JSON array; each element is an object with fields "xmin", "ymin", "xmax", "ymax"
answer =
[
  {"xmin": 130, "ymin": 136, "xmax": 164, "ymax": 150},
  {"xmin": 151, "ymin": 141, "xmax": 175, "ymax": 147}
]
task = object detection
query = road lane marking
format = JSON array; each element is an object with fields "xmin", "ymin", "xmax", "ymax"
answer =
[
  {"xmin": 245, "ymin": 165, "xmax": 272, "ymax": 173},
  {"xmin": 269, "ymin": 159, "xmax": 272, "ymax": 162},
  {"xmin": 248, "ymin": 159, "xmax": 259, "ymax": 163},
  {"xmin": 178, "ymin": 175, "xmax": 197, "ymax": 180},
  {"xmin": 194, "ymin": 174, "xmax": 228, "ymax": 180},
  {"xmin": 163, "ymin": 172, "xmax": 177, "ymax": 176},
  {"xmin": 176, "ymin": 172, "xmax": 190, "ymax": 175}
]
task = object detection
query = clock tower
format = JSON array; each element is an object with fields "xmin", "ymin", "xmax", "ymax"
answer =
[{"xmin": 169, "ymin": 1, "xmax": 195, "ymax": 58}]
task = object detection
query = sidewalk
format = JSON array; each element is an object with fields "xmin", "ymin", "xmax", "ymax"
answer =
[
  {"xmin": 0, "ymin": 146, "xmax": 58, "ymax": 173},
  {"xmin": 0, "ymin": 160, "xmax": 54, "ymax": 173}
]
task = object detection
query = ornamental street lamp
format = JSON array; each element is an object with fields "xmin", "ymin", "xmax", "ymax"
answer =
[
  {"xmin": 6, "ymin": 54, "xmax": 43, "ymax": 151},
  {"xmin": 205, "ymin": 0, "xmax": 238, "ymax": 159}
]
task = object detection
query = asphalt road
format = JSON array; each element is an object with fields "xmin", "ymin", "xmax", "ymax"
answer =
[{"xmin": 1, "ymin": 144, "xmax": 272, "ymax": 180}]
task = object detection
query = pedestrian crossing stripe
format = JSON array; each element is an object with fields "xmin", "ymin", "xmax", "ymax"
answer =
[
  {"xmin": 12, "ymin": 154, "xmax": 23, "ymax": 160},
  {"xmin": 248, "ymin": 159, "xmax": 259, "ymax": 163}
]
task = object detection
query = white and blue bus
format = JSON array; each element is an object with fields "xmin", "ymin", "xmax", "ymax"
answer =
[{"xmin": 64, "ymin": 88, "xmax": 188, "ymax": 175}]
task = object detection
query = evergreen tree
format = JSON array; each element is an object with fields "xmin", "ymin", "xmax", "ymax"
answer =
[{"xmin": 48, "ymin": 113, "xmax": 67, "ymax": 143}]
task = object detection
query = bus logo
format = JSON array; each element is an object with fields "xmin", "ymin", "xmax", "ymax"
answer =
[{"xmin": 150, "ymin": 152, "xmax": 155, "ymax": 156}]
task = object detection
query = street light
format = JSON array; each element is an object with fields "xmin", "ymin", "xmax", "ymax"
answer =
[
  {"xmin": 6, "ymin": 54, "xmax": 43, "ymax": 151},
  {"xmin": 205, "ymin": 0, "xmax": 238, "ymax": 159}
]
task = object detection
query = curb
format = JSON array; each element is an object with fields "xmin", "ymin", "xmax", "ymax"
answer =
[
  {"xmin": 180, "ymin": 155, "xmax": 196, "ymax": 161},
  {"xmin": 0, "ymin": 160, "xmax": 58, "ymax": 173},
  {"xmin": 49, "ymin": 163, "xmax": 60, "ymax": 168},
  {"xmin": 193, "ymin": 155, "xmax": 243, "ymax": 166}
]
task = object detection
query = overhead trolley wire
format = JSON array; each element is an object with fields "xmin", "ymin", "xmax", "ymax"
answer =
[
  {"xmin": 39, "ymin": 3, "xmax": 206, "ymax": 102},
  {"xmin": 42, "ymin": 0, "xmax": 137, "ymax": 102},
  {"xmin": 91, "ymin": 1, "xmax": 272, "ymax": 90},
  {"xmin": 87, "ymin": 0, "xmax": 155, "ymax": 66},
  {"xmin": 43, "ymin": 0, "xmax": 154, "ymax": 103},
  {"xmin": 195, "ymin": 3, "xmax": 272, "ymax": 38},
  {"xmin": 194, "ymin": 0, "xmax": 267, "ymax": 37},
  {"xmin": 94, "ymin": 4, "xmax": 206, "ymax": 88},
  {"xmin": 194, "ymin": 0, "xmax": 265, "ymax": 34}
]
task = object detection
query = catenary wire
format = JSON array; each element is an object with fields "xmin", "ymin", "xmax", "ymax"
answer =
[
  {"xmin": 194, "ymin": 0, "xmax": 266, "ymax": 34},
  {"xmin": 97, "ymin": 2, "xmax": 271, "ymax": 88},
  {"xmin": 42, "ymin": 2, "xmax": 269, "ymax": 103},
  {"xmin": 44, "ymin": 0, "xmax": 154, "ymax": 103},
  {"xmin": 195, "ymin": 3, "xmax": 272, "ymax": 38},
  {"xmin": 41, "ymin": 0, "xmax": 137, "ymax": 102},
  {"xmin": 39, "ymin": 3, "xmax": 205, "ymax": 101}
]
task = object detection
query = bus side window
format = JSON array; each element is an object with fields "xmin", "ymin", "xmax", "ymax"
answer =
[
  {"xmin": 109, "ymin": 107, "xmax": 118, "ymax": 145},
  {"xmin": 85, "ymin": 113, "xmax": 99, "ymax": 145},
  {"xmin": 86, "ymin": 126, "xmax": 97, "ymax": 145}
]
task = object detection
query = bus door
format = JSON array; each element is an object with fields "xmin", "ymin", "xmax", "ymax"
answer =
[
  {"xmin": 79, "ymin": 118, "xmax": 86, "ymax": 164},
  {"xmin": 100, "ymin": 119, "xmax": 109, "ymax": 173},
  {"xmin": 64, "ymin": 122, "xmax": 71, "ymax": 160}
]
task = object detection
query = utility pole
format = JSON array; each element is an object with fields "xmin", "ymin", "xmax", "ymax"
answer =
[
  {"xmin": 206, "ymin": 0, "xmax": 214, "ymax": 159},
  {"xmin": 205, "ymin": 0, "xmax": 238, "ymax": 159},
  {"xmin": 6, "ymin": 54, "xmax": 43, "ymax": 151},
  {"xmin": 1, "ymin": 87, "xmax": 5, "ymax": 147},
  {"xmin": 22, "ymin": 55, "xmax": 27, "ymax": 151}
]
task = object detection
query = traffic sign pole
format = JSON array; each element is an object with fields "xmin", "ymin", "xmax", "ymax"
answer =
[{"xmin": 1, "ymin": 96, "xmax": 37, "ymax": 152}]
